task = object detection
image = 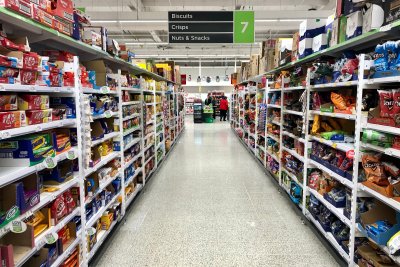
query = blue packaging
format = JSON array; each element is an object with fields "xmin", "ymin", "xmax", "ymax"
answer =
[{"xmin": 374, "ymin": 43, "xmax": 388, "ymax": 71}]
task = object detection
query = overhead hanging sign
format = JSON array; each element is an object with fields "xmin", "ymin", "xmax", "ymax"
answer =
[{"xmin": 168, "ymin": 11, "xmax": 254, "ymax": 44}]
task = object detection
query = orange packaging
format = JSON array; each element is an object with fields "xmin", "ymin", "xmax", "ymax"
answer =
[{"xmin": 0, "ymin": 110, "xmax": 26, "ymax": 130}]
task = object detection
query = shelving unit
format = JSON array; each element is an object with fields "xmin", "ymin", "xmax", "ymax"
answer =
[
  {"xmin": 0, "ymin": 7, "xmax": 185, "ymax": 267},
  {"xmin": 231, "ymin": 20, "xmax": 400, "ymax": 265}
]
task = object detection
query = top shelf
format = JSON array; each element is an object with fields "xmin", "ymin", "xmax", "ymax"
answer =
[{"xmin": 0, "ymin": 8, "xmax": 177, "ymax": 84}]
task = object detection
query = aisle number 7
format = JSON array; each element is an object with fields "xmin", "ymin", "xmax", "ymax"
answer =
[{"xmin": 234, "ymin": 11, "xmax": 255, "ymax": 43}]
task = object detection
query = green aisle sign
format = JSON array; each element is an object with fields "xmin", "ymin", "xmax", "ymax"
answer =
[{"xmin": 234, "ymin": 11, "xmax": 255, "ymax": 43}]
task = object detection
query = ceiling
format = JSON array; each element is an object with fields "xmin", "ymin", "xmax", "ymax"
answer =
[{"xmin": 76, "ymin": 0, "xmax": 336, "ymax": 66}]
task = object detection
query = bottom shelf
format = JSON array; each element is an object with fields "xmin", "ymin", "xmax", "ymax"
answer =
[
  {"xmin": 126, "ymin": 184, "xmax": 143, "ymax": 208},
  {"xmin": 306, "ymin": 213, "xmax": 350, "ymax": 263},
  {"xmin": 88, "ymin": 220, "xmax": 119, "ymax": 261}
]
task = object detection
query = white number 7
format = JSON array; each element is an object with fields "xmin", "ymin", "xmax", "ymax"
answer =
[{"xmin": 241, "ymin": 21, "xmax": 248, "ymax": 33}]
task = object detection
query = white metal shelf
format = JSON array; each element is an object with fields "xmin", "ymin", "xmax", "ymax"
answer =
[
  {"xmin": 122, "ymin": 101, "xmax": 141, "ymax": 106},
  {"xmin": 91, "ymin": 132, "xmax": 120, "ymax": 147},
  {"xmin": 266, "ymin": 133, "xmax": 280, "ymax": 143},
  {"xmin": 86, "ymin": 192, "xmax": 121, "ymax": 227},
  {"xmin": 282, "ymin": 167, "xmax": 303, "ymax": 188},
  {"xmin": 308, "ymin": 188, "xmax": 351, "ymax": 227},
  {"xmin": 123, "ymin": 125, "xmax": 141, "ymax": 136},
  {"xmin": 268, "ymin": 104, "xmax": 281, "ymax": 109},
  {"xmin": 309, "ymin": 110, "xmax": 356, "ymax": 120},
  {"xmin": 310, "ymin": 136, "xmax": 354, "ymax": 152},
  {"xmin": 358, "ymin": 183, "xmax": 400, "ymax": 212},
  {"xmin": 283, "ymin": 109, "xmax": 303, "ymax": 116},
  {"xmin": 125, "ymin": 184, "xmax": 143, "ymax": 208},
  {"xmin": 310, "ymin": 81, "xmax": 358, "ymax": 90},
  {"xmin": 282, "ymin": 147, "xmax": 305, "ymax": 162},
  {"xmin": 125, "ymin": 168, "xmax": 143, "ymax": 186},
  {"xmin": 124, "ymin": 154, "xmax": 142, "ymax": 170},
  {"xmin": 0, "ymin": 176, "xmax": 80, "ymax": 238},
  {"xmin": 88, "ymin": 220, "xmax": 118, "ymax": 261},
  {"xmin": 306, "ymin": 213, "xmax": 350, "ymax": 263},
  {"xmin": 122, "ymin": 113, "xmax": 141, "ymax": 122},
  {"xmin": 265, "ymin": 149, "xmax": 280, "ymax": 164},
  {"xmin": 270, "ymin": 120, "xmax": 281, "ymax": 127},
  {"xmin": 361, "ymin": 142, "xmax": 400, "ymax": 159},
  {"xmin": 0, "ymin": 147, "xmax": 78, "ymax": 189},
  {"xmin": 144, "ymin": 143, "xmax": 154, "ymax": 152},
  {"xmin": 282, "ymin": 131, "xmax": 306, "ymax": 143},
  {"xmin": 366, "ymin": 76, "xmax": 400, "ymax": 85},
  {"xmin": 50, "ymin": 235, "xmax": 81, "ymax": 267},
  {"xmin": 92, "ymin": 111, "xmax": 119, "ymax": 120},
  {"xmin": 84, "ymin": 151, "xmax": 120, "ymax": 177},
  {"xmin": 363, "ymin": 123, "xmax": 400, "ymax": 136},
  {"xmin": 82, "ymin": 87, "xmax": 118, "ymax": 95},
  {"xmin": 85, "ymin": 171, "xmax": 122, "ymax": 205},
  {"xmin": 0, "ymin": 84, "xmax": 74, "ymax": 93},
  {"xmin": 282, "ymin": 86, "xmax": 306, "ymax": 91},
  {"xmin": 0, "ymin": 119, "xmax": 76, "ymax": 140},
  {"xmin": 124, "ymin": 138, "xmax": 141, "ymax": 151},
  {"xmin": 120, "ymin": 87, "xmax": 141, "ymax": 93},
  {"xmin": 309, "ymin": 159, "xmax": 354, "ymax": 188},
  {"xmin": 144, "ymin": 155, "xmax": 155, "ymax": 166}
]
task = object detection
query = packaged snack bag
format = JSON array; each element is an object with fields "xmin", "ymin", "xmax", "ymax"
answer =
[
  {"xmin": 362, "ymin": 153, "xmax": 388, "ymax": 186},
  {"xmin": 331, "ymin": 92, "xmax": 347, "ymax": 110},
  {"xmin": 374, "ymin": 43, "xmax": 388, "ymax": 71},
  {"xmin": 378, "ymin": 90, "xmax": 394, "ymax": 118}
]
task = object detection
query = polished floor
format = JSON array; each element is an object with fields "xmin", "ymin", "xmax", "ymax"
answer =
[{"xmin": 95, "ymin": 118, "xmax": 339, "ymax": 267}]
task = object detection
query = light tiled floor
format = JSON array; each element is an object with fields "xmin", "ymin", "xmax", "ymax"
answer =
[{"xmin": 94, "ymin": 118, "xmax": 340, "ymax": 267}]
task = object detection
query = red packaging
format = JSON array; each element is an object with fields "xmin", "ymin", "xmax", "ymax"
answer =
[
  {"xmin": 42, "ymin": 50, "xmax": 75, "ymax": 62},
  {"xmin": 63, "ymin": 71, "xmax": 74, "ymax": 86},
  {"xmin": 63, "ymin": 190, "xmax": 76, "ymax": 213},
  {"xmin": 0, "ymin": 77, "xmax": 16, "ymax": 84},
  {"xmin": 25, "ymin": 108, "xmax": 52, "ymax": 125},
  {"xmin": 0, "ymin": 36, "xmax": 30, "ymax": 52},
  {"xmin": 0, "ymin": 110, "xmax": 26, "ymax": 129},
  {"xmin": 52, "ymin": 107, "xmax": 66, "ymax": 120},
  {"xmin": 32, "ymin": 5, "xmax": 55, "ymax": 28},
  {"xmin": 378, "ymin": 90, "xmax": 394, "ymax": 118},
  {"xmin": 0, "ymin": 55, "xmax": 18, "ymax": 68},
  {"xmin": 18, "ymin": 94, "xmax": 49, "ymax": 110},
  {"xmin": 20, "ymin": 69, "xmax": 37, "ymax": 85},
  {"xmin": 49, "ymin": 72, "xmax": 62, "ymax": 86},
  {"xmin": 49, "ymin": 0, "xmax": 73, "ymax": 22},
  {"xmin": 392, "ymin": 89, "xmax": 400, "ymax": 118},
  {"xmin": 0, "ymin": 0, "xmax": 33, "ymax": 18},
  {"xmin": 0, "ymin": 95, "xmax": 17, "ymax": 111},
  {"xmin": 20, "ymin": 52, "xmax": 39, "ymax": 70},
  {"xmin": 54, "ymin": 17, "xmax": 73, "ymax": 36},
  {"xmin": 29, "ymin": 0, "xmax": 48, "ymax": 10},
  {"xmin": 50, "ymin": 195, "xmax": 67, "ymax": 225}
]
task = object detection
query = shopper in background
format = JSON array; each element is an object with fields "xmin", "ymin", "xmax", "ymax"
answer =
[
  {"xmin": 205, "ymin": 95, "xmax": 212, "ymax": 106},
  {"xmin": 219, "ymin": 96, "xmax": 229, "ymax": 121},
  {"xmin": 212, "ymin": 96, "xmax": 217, "ymax": 119}
]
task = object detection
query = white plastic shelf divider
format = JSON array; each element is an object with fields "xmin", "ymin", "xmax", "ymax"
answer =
[
  {"xmin": 144, "ymin": 155, "xmax": 155, "ymax": 165},
  {"xmin": 309, "ymin": 159, "xmax": 354, "ymax": 188},
  {"xmin": 124, "ymin": 154, "xmax": 142, "ymax": 170},
  {"xmin": 0, "ymin": 119, "xmax": 76, "ymax": 140},
  {"xmin": 282, "ymin": 86, "xmax": 306, "ymax": 91},
  {"xmin": 308, "ymin": 188, "xmax": 351, "ymax": 226},
  {"xmin": 92, "ymin": 111, "xmax": 119, "ymax": 120},
  {"xmin": 363, "ymin": 123, "xmax": 400, "ymax": 136},
  {"xmin": 366, "ymin": 76, "xmax": 400, "ymax": 85},
  {"xmin": 124, "ymin": 138, "xmax": 141, "ymax": 151},
  {"xmin": 310, "ymin": 136, "xmax": 354, "ymax": 152},
  {"xmin": 270, "ymin": 120, "xmax": 281, "ymax": 127},
  {"xmin": 310, "ymin": 81, "xmax": 358, "ymax": 90},
  {"xmin": 120, "ymin": 87, "xmax": 141, "ymax": 93}
]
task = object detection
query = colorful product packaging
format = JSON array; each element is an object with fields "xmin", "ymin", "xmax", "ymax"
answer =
[
  {"xmin": 18, "ymin": 94, "xmax": 49, "ymax": 110},
  {"xmin": 0, "ymin": 95, "xmax": 18, "ymax": 111},
  {"xmin": 25, "ymin": 109, "xmax": 53, "ymax": 125},
  {"xmin": 0, "ymin": 110, "xmax": 26, "ymax": 130}
]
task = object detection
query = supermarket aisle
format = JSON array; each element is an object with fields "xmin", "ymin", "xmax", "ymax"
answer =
[{"xmin": 95, "ymin": 119, "xmax": 339, "ymax": 267}]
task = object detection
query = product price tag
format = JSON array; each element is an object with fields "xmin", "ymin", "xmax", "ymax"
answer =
[
  {"xmin": 100, "ymin": 86, "xmax": 109, "ymax": 94},
  {"xmin": 332, "ymin": 143, "xmax": 337, "ymax": 149},
  {"xmin": 87, "ymin": 227, "xmax": 96, "ymax": 236},
  {"xmin": 43, "ymin": 157, "xmax": 57, "ymax": 169},
  {"xmin": 45, "ymin": 232, "xmax": 58, "ymax": 244},
  {"xmin": 67, "ymin": 150, "xmax": 76, "ymax": 160},
  {"xmin": 105, "ymin": 110, "xmax": 112, "ymax": 118},
  {"xmin": 10, "ymin": 220, "xmax": 27, "ymax": 233},
  {"xmin": 380, "ymin": 24, "xmax": 392, "ymax": 32}
]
